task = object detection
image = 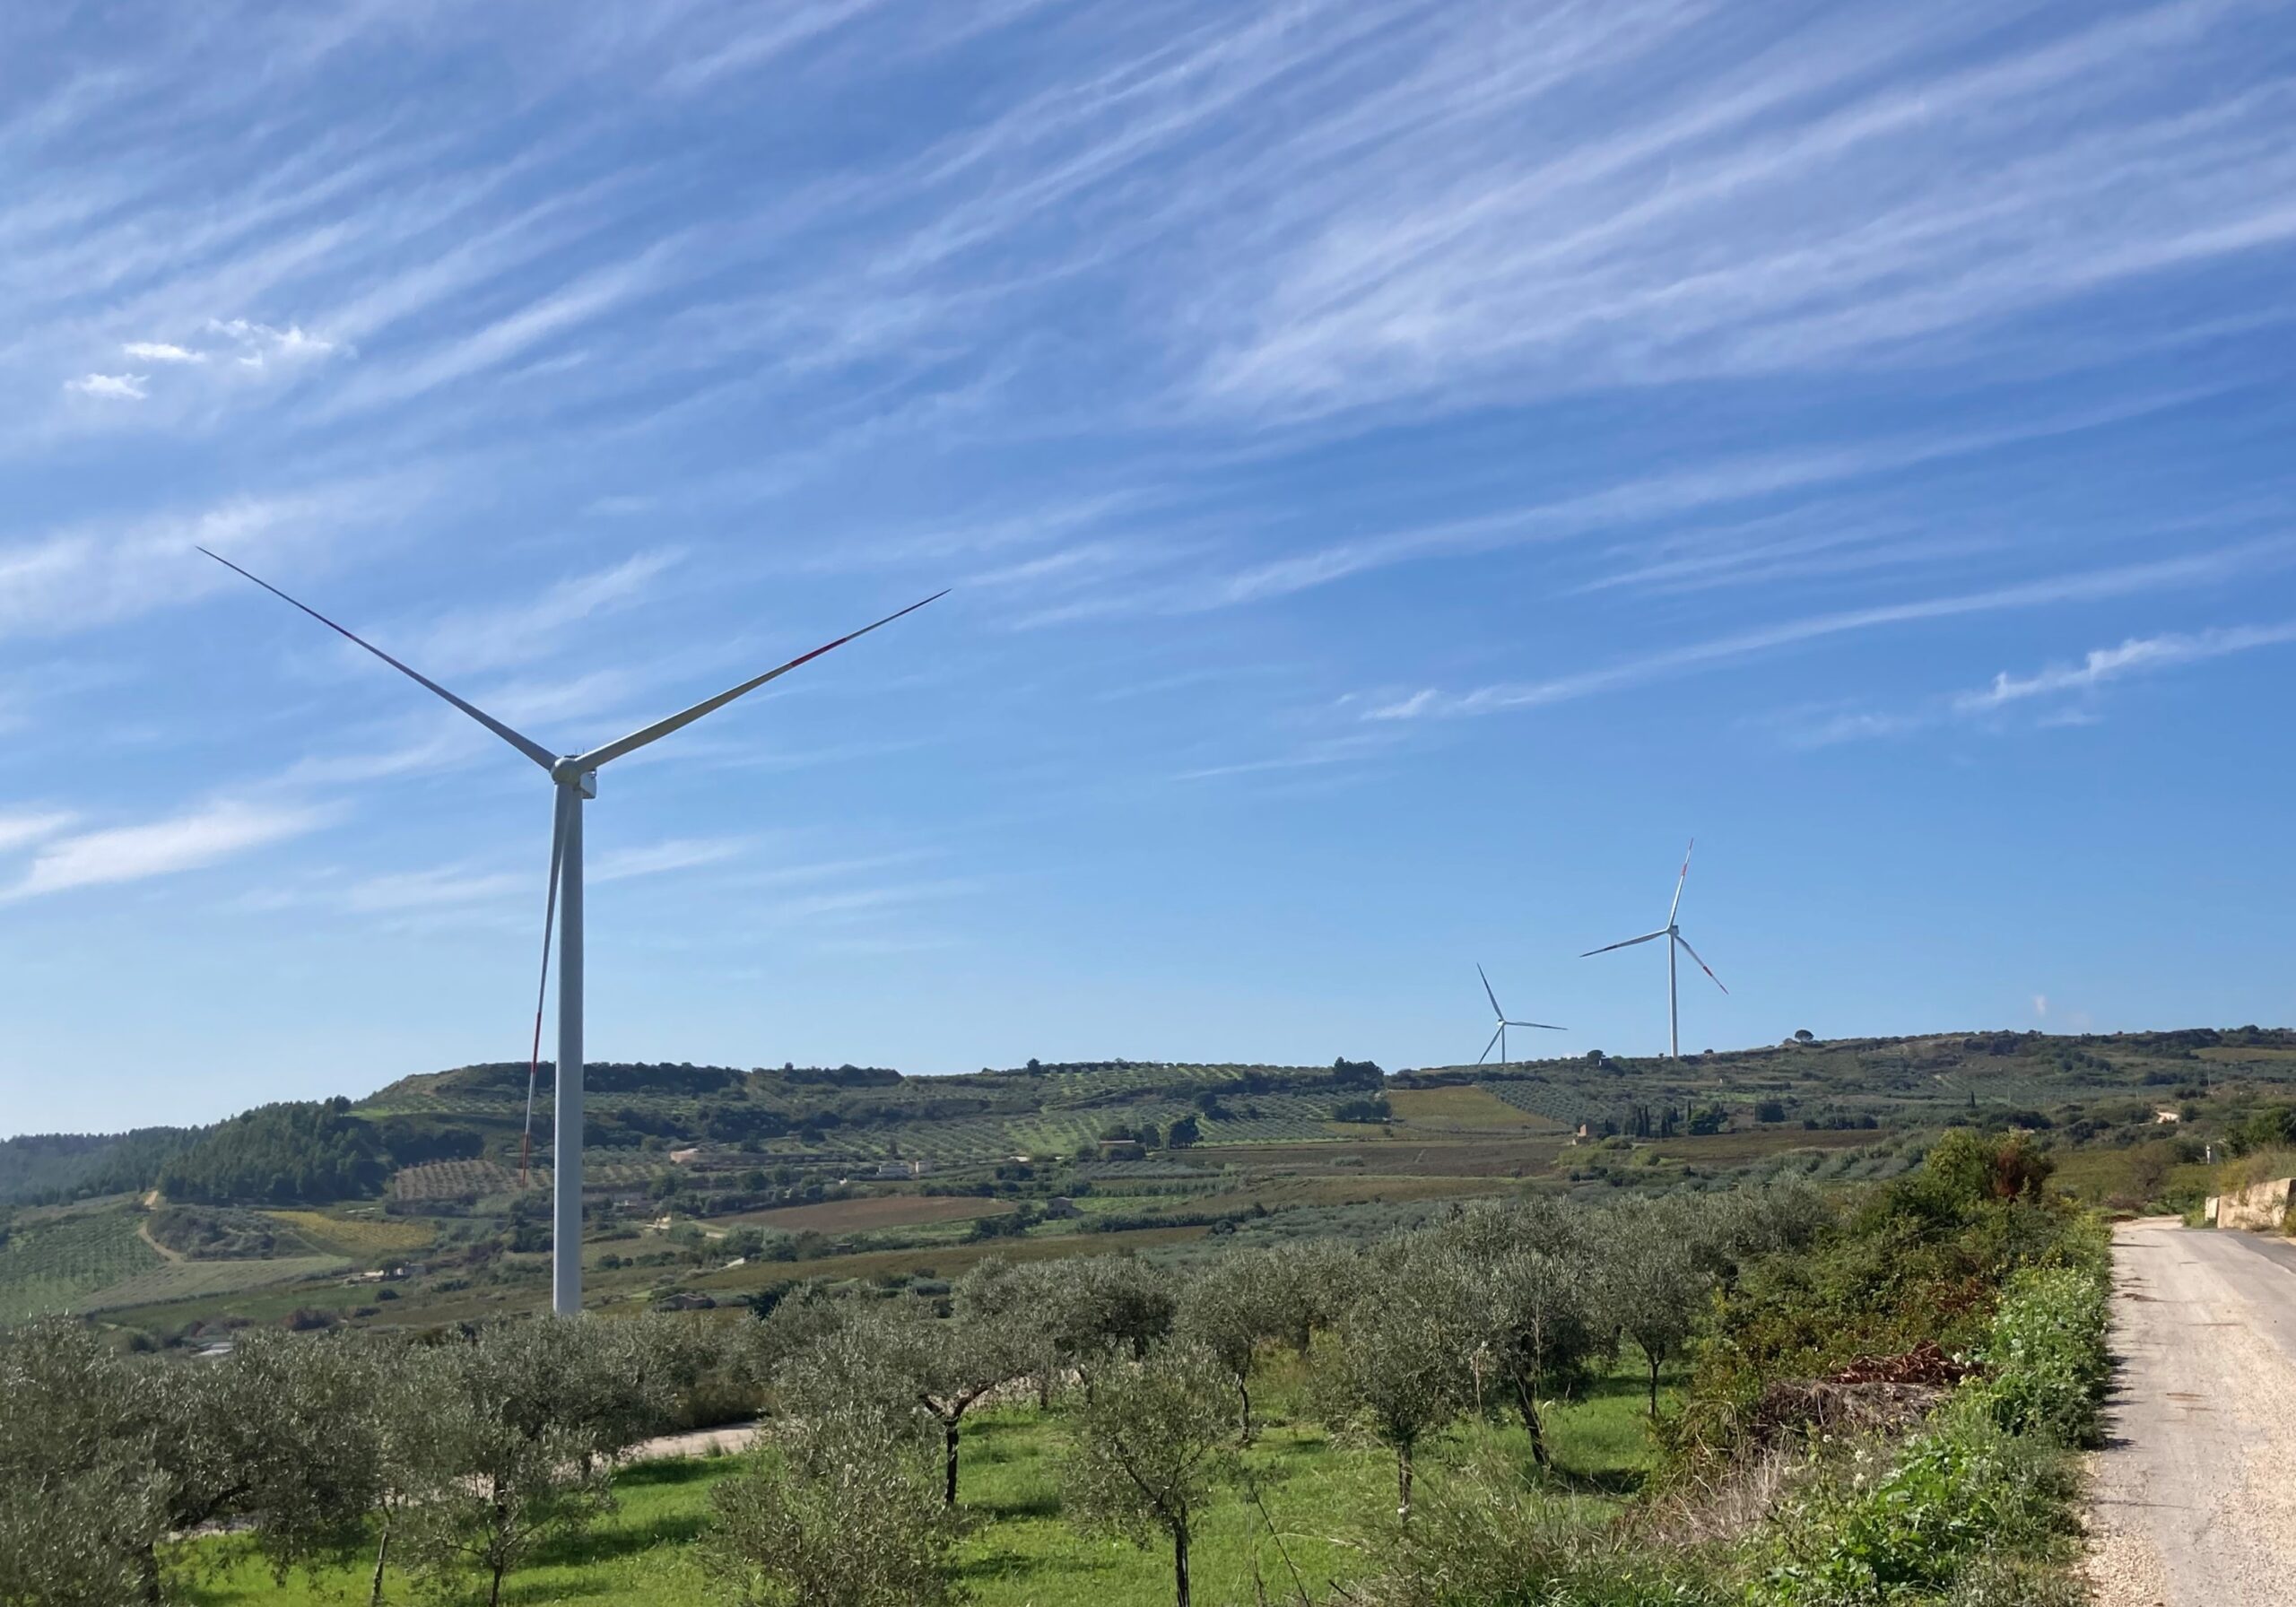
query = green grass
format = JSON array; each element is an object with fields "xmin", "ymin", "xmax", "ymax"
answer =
[
  {"xmin": 185, "ymin": 1364, "xmax": 1667, "ymax": 1605},
  {"xmin": 0, "ymin": 1203, "xmax": 161, "ymax": 1320}
]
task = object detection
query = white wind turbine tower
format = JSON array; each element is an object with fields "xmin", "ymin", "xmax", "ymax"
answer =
[
  {"xmin": 1475, "ymin": 963, "xmax": 1562, "ymax": 1069},
  {"xmin": 201, "ymin": 549, "xmax": 944, "ymax": 1316},
  {"xmin": 1582, "ymin": 840, "xmax": 1727, "ymax": 1058}
]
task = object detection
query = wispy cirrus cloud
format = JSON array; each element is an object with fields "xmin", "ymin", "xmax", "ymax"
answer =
[
  {"xmin": 344, "ymin": 864, "xmax": 526, "ymax": 914},
  {"xmin": 592, "ymin": 837, "xmax": 747, "ymax": 882},
  {"xmin": 403, "ymin": 551, "xmax": 682, "ymax": 676},
  {"xmin": 1, "ymin": 798, "xmax": 332, "ymax": 900},
  {"xmin": 1769, "ymin": 619, "xmax": 2296, "ymax": 748},
  {"xmin": 0, "ymin": 811, "xmax": 76, "ymax": 854},
  {"xmin": 1362, "ymin": 543, "xmax": 2291, "ymax": 723},
  {"xmin": 0, "ymin": 483, "xmax": 408, "ymax": 643},
  {"xmin": 64, "ymin": 373, "xmax": 147, "ymax": 400},
  {"xmin": 1956, "ymin": 621, "xmax": 2296, "ymax": 711}
]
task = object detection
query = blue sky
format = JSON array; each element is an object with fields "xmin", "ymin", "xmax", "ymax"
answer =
[{"xmin": 4, "ymin": 1, "xmax": 2294, "ymax": 1136}]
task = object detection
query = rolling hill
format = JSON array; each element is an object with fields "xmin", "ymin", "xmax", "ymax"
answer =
[{"xmin": 2, "ymin": 1026, "xmax": 2288, "ymax": 1335}]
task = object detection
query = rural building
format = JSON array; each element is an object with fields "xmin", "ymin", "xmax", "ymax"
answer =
[{"xmin": 1044, "ymin": 1195, "xmax": 1081, "ymax": 1219}]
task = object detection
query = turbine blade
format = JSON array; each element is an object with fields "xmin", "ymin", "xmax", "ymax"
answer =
[
  {"xmin": 1507, "ymin": 1021, "xmax": 1566, "ymax": 1030},
  {"xmin": 1667, "ymin": 838, "xmax": 1695, "ymax": 925},
  {"xmin": 197, "ymin": 548, "xmax": 555, "ymax": 771},
  {"xmin": 1675, "ymin": 932, "xmax": 1727, "ymax": 995},
  {"xmin": 1477, "ymin": 1025, "xmax": 1503, "ymax": 1065},
  {"xmin": 1581, "ymin": 929, "xmax": 1668, "ymax": 957},
  {"xmin": 520, "ymin": 789, "xmax": 570, "ymax": 1189},
  {"xmin": 1476, "ymin": 962, "xmax": 1504, "ymax": 1021},
  {"xmin": 577, "ymin": 589, "xmax": 948, "ymax": 769}
]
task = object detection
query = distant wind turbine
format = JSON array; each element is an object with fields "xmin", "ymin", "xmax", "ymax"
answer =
[
  {"xmin": 1582, "ymin": 839, "xmax": 1727, "ymax": 1058},
  {"xmin": 201, "ymin": 548, "xmax": 944, "ymax": 1316},
  {"xmin": 1475, "ymin": 963, "xmax": 1562, "ymax": 1068}
]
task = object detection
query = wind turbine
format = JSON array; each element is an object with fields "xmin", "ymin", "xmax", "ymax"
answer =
[
  {"xmin": 1475, "ymin": 963, "xmax": 1562, "ymax": 1068},
  {"xmin": 200, "ymin": 548, "xmax": 944, "ymax": 1316},
  {"xmin": 1581, "ymin": 839, "xmax": 1726, "ymax": 1058}
]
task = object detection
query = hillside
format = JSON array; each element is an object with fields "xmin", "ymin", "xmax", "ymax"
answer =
[{"xmin": 2, "ymin": 1026, "xmax": 2290, "ymax": 1336}]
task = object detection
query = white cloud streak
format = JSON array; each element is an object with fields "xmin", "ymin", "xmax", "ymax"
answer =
[
  {"xmin": 65, "ymin": 373, "xmax": 147, "ymax": 400},
  {"xmin": 1365, "ymin": 543, "xmax": 2288, "ymax": 722},
  {"xmin": 0, "ymin": 487, "xmax": 390, "ymax": 642},
  {"xmin": 405, "ymin": 551, "xmax": 681, "ymax": 676},
  {"xmin": 1955, "ymin": 621, "xmax": 2296, "ymax": 710},
  {"xmin": 3, "ymin": 799, "xmax": 331, "ymax": 899},
  {"xmin": 122, "ymin": 341, "xmax": 204, "ymax": 363},
  {"xmin": 0, "ymin": 811, "xmax": 76, "ymax": 854},
  {"xmin": 592, "ymin": 837, "xmax": 747, "ymax": 882}
]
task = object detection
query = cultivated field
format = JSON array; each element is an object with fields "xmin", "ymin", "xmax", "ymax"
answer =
[
  {"xmin": 0, "ymin": 1206, "xmax": 160, "ymax": 1321},
  {"xmin": 267, "ymin": 1209, "xmax": 436, "ymax": 1257},
  {"xmin": 77, "ymin": 1255, "xmax": 351, "ymax": 1313}
]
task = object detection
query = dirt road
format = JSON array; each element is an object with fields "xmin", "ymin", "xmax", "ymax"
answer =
[{"xmin": 2086, "ymin": 1218, "xmax": 2296, "ymax": 1605}]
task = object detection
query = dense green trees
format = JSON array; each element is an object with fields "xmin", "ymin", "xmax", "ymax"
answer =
[{"xmin": 154, "ymin": 1099, "xmax": 389, "ymax": 1205}]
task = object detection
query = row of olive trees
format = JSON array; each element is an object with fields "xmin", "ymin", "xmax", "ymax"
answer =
[
  {"xmin": 0, "ymin": 1314, "xmax": 712, "ymax": 1607},
  {"xmin": 709, "ymin": 1182, "xmax": 1829, "ymax": 1607},
  {"xmin": 0, "ymin": 1181, "xmax": 1825, "ymax": 1607}
]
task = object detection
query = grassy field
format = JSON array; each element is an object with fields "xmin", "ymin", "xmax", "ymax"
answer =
[
  {"xmin": 81, "ymin": 1255, "xmax": 352, "ymax": 1313},
  {"xmin": 184, "ymin": 1360, "xmax": 1665, "ymax": 1606},
  {"xmin": 1387, "ymin": 1084, "xmax": 1562, "ymax": 1132}
]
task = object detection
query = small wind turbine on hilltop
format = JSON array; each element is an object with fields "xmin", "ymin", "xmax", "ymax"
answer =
[
  {"xmin": 201, "ymin": 549, "xmax": 944, "ymax": 1316},
  {"xmin": 1475, "ymin": 963, "xmax": 1562, "ymax": 1068},
  {"xmin": 1582, "ymin": 838, "xmax": 1726, "ymax": 1059}
]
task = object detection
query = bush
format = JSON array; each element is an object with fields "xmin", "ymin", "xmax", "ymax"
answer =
[
  {"xmin": 1760, "ymin": 1408, "xmax": 2079, "ymax": 1603},
  {"xmin": 1969, "ymin": 1262, "xmax": 2109, "ymax": 1446},
  {"xmin": 701, "ymin": 1405, "xmax": 960, "ymax": 1607}
]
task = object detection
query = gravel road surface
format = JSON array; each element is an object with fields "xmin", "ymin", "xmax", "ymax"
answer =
[{"xmin": 2086, "ymin": 1217, "xmax": 2296, "ymax": 1606}]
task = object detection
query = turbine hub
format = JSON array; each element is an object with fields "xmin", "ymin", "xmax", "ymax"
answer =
[{"xmin": 552, "ymin": 757, "xmax": 597, "ymax": 796}]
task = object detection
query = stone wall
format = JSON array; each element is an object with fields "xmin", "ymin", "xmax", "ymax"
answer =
[{"xmin": 2215, "ymin": 1176, "xmax": 2295, "ymax": 1232}]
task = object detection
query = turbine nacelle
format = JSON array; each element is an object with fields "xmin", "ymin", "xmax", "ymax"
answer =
[{"xmin": 551, "ymin": 758, "xmax": 597, "ymax": 795}]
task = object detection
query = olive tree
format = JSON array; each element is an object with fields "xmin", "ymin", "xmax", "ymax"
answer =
[
  {"xmin": 1042, "ymin": 1254, "xmax": 1177, "ymax": 1393},
  {"xmin": 396, "ymin": 1317, "xmax": 681, "ymax": 1606},
  {"xmin": 1063, "ymin": 1341, "xmax": 1238, "ymax": 1607},
  {"xmin": 702, "ymin": 1401, "xmax": 961, "ymax": 1607},
  {"xmin": 793, "ymin": 1295, "xmax": 1027, "ymax": 1507},
  {"xmin": 1258, "ymin": 1237, "xmax": 1364, "ymax": 1353},
  {"xmin": 0, "ymin": 1318, "xmax": 171, "ymax": 1607},
  {"xmin": 1600, "ymin": 1198, "xmax": 1709, "ymax": 1415},
  {"xmin": 1319, "ymin": 1240, "xmax": 1480, "ymax": 1518},
  {"xmin": 1173, "ymin": 1248, "xmax": 1291, "ymax": 1441},
  {"xmin": 0, "ymin": 1322, "xmax": 397, "ymax": 1606},
  {"xmin": 1435, "ymin": 1201, "xmax": 1610, "ymax": 1468}
]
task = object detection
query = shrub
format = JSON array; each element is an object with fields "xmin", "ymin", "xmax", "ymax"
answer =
[
  {"xmin": 1759, "ymin": 1409, "xmax": 2079, "ymax": 1603},
  {"xmin": 703, "ymin": 1403, "xmax": 959, "ymax": 1606},
  {"xmin": 1969, "ymin": 1263, "xmax": 2109, "ymax": 1446}
]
